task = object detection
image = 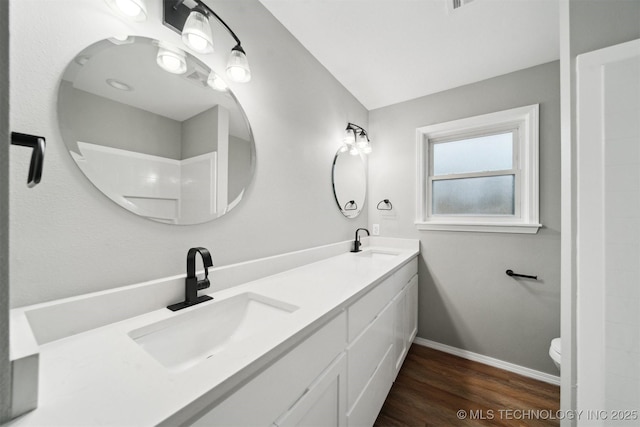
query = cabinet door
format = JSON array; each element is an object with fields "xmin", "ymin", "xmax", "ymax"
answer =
[
  {"xmin": 404, "ymin": 276, "xmax": 418, "ymax": 346},
  {"xmin": 274, "ymin": 353, "xmax": 347, "ymax": 427},
  {"xmin": 393, "ymin": 292, "xmax": 406, "ymax": 375}
]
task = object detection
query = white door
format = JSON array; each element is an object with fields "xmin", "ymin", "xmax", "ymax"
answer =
[{"xmin": 577, "ymin": 38, "xmax": 640, "ymax": 425}]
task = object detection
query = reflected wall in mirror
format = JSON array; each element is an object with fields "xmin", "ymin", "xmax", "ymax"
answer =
[
  {"xmin": 332, "ymin": 149, "xmax": 366, "ymax": 218},
  {"xmin": 57, "ymin": 36, "xmax": 255, "ymax": 224}
]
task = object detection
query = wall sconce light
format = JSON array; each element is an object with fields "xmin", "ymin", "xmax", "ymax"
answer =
[
  {"xmin": 163, "ymin": 0, "xmax": 251, "ymax": 83},
  {"xmin": 105, "ymin": 0, "xmax": 148, "ymax": 21},
  {"xmin": 340, "ymin": 122, "xmax": 371, "ymax": 155}
]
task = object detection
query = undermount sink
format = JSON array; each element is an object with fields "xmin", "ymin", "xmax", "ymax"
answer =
[
  {"xmin": 355, "ymin": 249, "xmax": 401, "ymax": 261},
  {"xmin": 129, "ymin": 292, "xmax": 299, "ymax": 372}
]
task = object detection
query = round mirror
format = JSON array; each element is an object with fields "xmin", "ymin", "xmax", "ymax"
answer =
[
  {"xmin": 331, "ymin": 149, "xmax": 366, "ymax": 218},
  {"xmin": 57, "ymin": 36, "xmax": 255, "ymax": 225}
]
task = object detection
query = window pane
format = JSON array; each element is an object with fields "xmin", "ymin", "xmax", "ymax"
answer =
[
  {"xmin": 432, "ymin": 175, "xmax": 515, "ymax": 215},
  {"xmin": 433, "ymin": 132, "xmax": 513, "ymax": 176}
]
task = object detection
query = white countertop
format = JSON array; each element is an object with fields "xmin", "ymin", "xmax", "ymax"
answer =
[{"xmin": 7, "ymin": 239, "xmax": 419, "ymax": 426}]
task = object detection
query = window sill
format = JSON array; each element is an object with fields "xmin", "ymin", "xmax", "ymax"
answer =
[{"xmin": 414, "ymin": 221, "xmax": 542, "ymax": 234}]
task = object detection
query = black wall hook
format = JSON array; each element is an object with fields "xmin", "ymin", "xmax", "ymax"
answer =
[
  {"xmin": 11, "ymin": 132, "xmax": 46, "ymax": 188},
  {"xmin": 376, "ymin": 199, "xmax": 393, "ymax": 210}
]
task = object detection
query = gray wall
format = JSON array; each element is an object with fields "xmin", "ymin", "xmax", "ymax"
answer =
[
  {"xmin": 1, "ymin": 0, "xmax": 10, "ymax": 420},
  {"xmin": 59, "ymin": 83, "xmax": 182, "ymax": 159},
  {"xmin": 181, "ymin": 106, "xmax": 219, "ymax": 160},
  {"xmin": 9, "ymin": 0, "xmax": 367, "ymax": 307},
  {"xmin": 570, "ymin": 0, "xmax": 640, "ymax": 56},
  {"xmin": 228, "ymin": 135, "xmax": 252, "ymax": 201},
  {"xmin": 369, "ymin": 61, "xmax": 561, "ymax": 374}
]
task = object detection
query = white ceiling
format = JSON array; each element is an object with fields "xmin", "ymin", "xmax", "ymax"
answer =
[
  {"xmin": 66, "ymin": 38, "xmax": 250, "ymax": 139},
  {"xmin": 259, "ymin": 0, "xmax": 560, "ymax": 110}
]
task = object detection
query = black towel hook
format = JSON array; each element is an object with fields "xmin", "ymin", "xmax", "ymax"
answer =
[
  {"xmin": 344, "ymin": 200, "xmax": 358, "ymax": 211},
  {"xmin": 506, "ymin": 269, "xmax": 538, "ymax": 280},
  {"xmin": 11, "ymin": 132, "xmax": 46, "ymax": 188},
  {"xmin": 376, "ymin": 199, "xmax": 393, "ymax": 210}
]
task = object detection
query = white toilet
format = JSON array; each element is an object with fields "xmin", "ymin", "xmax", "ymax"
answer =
[{"xmin": 549, "ymin": 338, "xmax": 561, "ymax": 370}]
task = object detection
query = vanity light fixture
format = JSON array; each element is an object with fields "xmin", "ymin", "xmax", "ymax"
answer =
[
  {"xmin": 163, "ymin": 0, "xmax": 252, "ymax": 83},
  {"xmin": 341, "ymin": 122, "xmax": 372, "ymax": 155},
  {"xmin": 156, "ymin": 44, "xmax": 188, "ymax": 74},
  {"xmin": 104, "ymin": 0, "xmax": 148, "ymax": 22}
]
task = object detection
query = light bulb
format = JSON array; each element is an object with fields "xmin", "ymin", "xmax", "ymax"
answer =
[
  {"xmin": 105, "ymin": 0, "xmax": 147, "ymax": 21},
  {"xmin": 338, "ymin": 144, "xmax": 349, "ymax": 153},
  {"xmin": 182, "ymin": 9, "xmax": 214, "ymax": 53},
  {"xmin": 156, "ymin": 47, "xmax": 187, "ymax": 74},
  {"xmin": 343, "ymin": 128, "xmax": 356, "ymax": 145},
  {"xmin": 226, "ymin": 46, "xmax": 251, "ymax": 83},
  {"xmin": 116, "ymin": 0, "xmax": 140, "ymax": 16},
  {"xmin": 349, "ymin": 145, "xmax": 359, "ymax": 156},
  {"xmin": 362, "ymin": 144, "xmax": 372, "ymax": 154},
  {"xmin": 207, "ymin": 72, "xmax": 228, "ymax": 92},
  {"xmin": 356, "ymin": 132, "xmax": 368, "ymax": 148}
]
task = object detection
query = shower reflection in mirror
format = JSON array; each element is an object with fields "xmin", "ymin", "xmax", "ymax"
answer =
[{"xmin": 57, "ymin": 36, "xmax": 255, "ymax": 225}]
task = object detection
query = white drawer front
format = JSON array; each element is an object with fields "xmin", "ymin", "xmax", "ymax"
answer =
[
  {"xmin": 348, "ymin": 258, "xmax": 417, "ymax": 342},
  {"xmin": 347, "ymin": 344, "xmax": 394, "ymax": 427},
  {"xmin": 347, "ymin": 302, "xmax": 393, "ymax": 411}
]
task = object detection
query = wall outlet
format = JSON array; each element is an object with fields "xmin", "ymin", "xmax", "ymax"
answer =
[{"xmin": 372, "ymin": 224, "xmax": 380, "ymax": 235}]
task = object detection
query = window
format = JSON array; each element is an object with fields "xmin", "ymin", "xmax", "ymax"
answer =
[{"xmin": 416, "ymin": 104, "xmax": 541, "ymax": 233}]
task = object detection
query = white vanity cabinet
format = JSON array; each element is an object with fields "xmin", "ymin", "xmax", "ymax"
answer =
[
  {"xmin": 346, "ymin": 258, "xmax": 418, "ymax": 427},
  {"xmin": 189, "ymin": 257, "xmax": 418, "ymax": 427},
  {"xmin": 394, "ymin": 275, "xmax": 419, "ymax": 375},
  {"xmin": 190, "ymin": 312, "xmax": 347, "ymax": 427}
]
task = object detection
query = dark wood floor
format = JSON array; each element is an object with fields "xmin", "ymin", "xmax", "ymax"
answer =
[{"xmin": 374, "ymin": 345, "xmax": 560, "ymax": 427}]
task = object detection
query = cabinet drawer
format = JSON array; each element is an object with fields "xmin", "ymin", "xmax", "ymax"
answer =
[
  {"xmin": 347, "ymin": 344, "xmax": 394, "ymax": 427},
  {"xmin": 347, "ymin": 302, "xmax": 393, "ymax": 411},
  {"xmin": 274, "ymin": 353, "xmax": 347, "ymax": 427},
  {"xmin": 348, "ymin": 258, "xmax": 417, "ymax": 342},
  {"xmin": 191, "ymin": 312, "xmax": 347, "ymax": 426}
]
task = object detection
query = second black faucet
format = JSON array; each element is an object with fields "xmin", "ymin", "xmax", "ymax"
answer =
[{"xmin": 351, "ymin": 228, "xmax": 370, "ymax": 253}]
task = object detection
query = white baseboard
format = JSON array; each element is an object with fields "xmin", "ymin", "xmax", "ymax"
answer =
[{"xmin": 413, "ymin": 337, "xmax": 560, "ymax": 386}]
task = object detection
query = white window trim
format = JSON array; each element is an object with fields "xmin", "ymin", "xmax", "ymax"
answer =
[{"xmin": 415, "ymin": 104, "xmax": 541, "ymax": 234}]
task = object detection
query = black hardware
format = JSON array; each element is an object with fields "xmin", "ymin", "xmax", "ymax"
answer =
[
  {"xmin": 506, "ymin": 269, "xmax": 538, "ymax": 280},
  {"xmin": 163, "ymin": 0, "xmax": 244, "ymax": 50},
  {"xmin": 345, "ymin": 122, "xmax": 369, "ymax": 142},
  {"xmin": 351, "ymin": 228, "xmax": 370, "ymax": 253},
  {"xmin": 168, "ymin": 247, "xmax": 214, "ymax": 311},
  {"xmin": 11, "ymin": 132, "xmax": 45, "ymax": 188},
  {"xmin": 344, "ymin": 200, "xmax": 357, "ymax": 211},
  {"xmin": 376, "ymin": 199, "xmax": 393, "ymax": 210}
]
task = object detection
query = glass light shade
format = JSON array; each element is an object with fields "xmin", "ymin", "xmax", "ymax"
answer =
[
  {"xmin": 226, "ymin": 47, "xmax": 251, "ymax": 83},
  {"xmin": 182, "ymin": 10, "xmax": 214, "ymax": 54},
  {"xmin": 338, "ymin": 144, "xmax": 349, "ymax": 153},
  {"xmin": 207, "ymin": 72, "xmax": 228, "ymax": 92},
  {"xmin": 362, "ymin": 144, "xmax": 372, "ymax": 154},
  {"xmin": 156, "ymin": 47, "xmax": 187, "ymax": 75},
  {"xmin": 105, "ymin": 0, "xmax": 147, "ymax": 22},
  {"xmin": 343, "ymin": 128, "xmax": 356, "ymax": 145},
  {"xmin": 356, "ymin": 132, "xmax": 368, "ymax": 148},
  {"xmin": 349, "ymin": 145, "xmax": 360, "ymax": 156}
]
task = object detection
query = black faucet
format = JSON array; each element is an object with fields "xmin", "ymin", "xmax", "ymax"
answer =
[
  {"xmin": 167, "ymin": 247, "xmax": 214, "ymax": 311},
  {"xmin": 351, "ymin": 228, "xmax": 370, "ymax": 253}
]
